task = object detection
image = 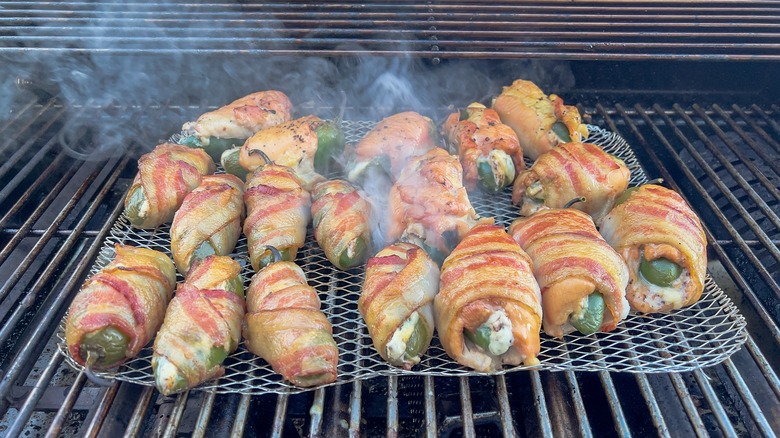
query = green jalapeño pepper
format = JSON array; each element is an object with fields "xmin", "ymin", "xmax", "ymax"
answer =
[
  {"xmin": 338, "ymin": 236, "xmax": 369, "ymax": 271},
  {"xmin": 403, "ymin": 317, "xmax": 428, "ymax": 362},
  {"xmin": 314, "ymin": 121, "xmax": 345, "ymax": 175},
  {"xmin": 124, "ymin": 186, "xmax": 147, "ymax": 227},
  {"xmin": 220, "ymin": 147, "xmax": 249, "ymax": 181},
  {"xmin": 80, "ymin": 326, "xmax": 130, "ymax": 369},
  {"xmin": 181, "ymin": 135, "xmax": 245, "ymax": 163},
  {"xmin": 570, "ymin": 292, "xmax": 605, "ymax": 335},
  {"xmin": 639, "ymin": 255, "xmax": 682, "ymax": 287},
  {"xmin": 477, "ymin": 149, "xmax": 516, "ymax": 193},
  {"xmin": 551, "ymin": 121, "xmax": 572, "ymax": 143}
]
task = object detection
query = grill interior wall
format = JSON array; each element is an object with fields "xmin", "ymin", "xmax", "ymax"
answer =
[{"xmin": 1, "ymin": 1, "xmax": 780, "ymax": 436}]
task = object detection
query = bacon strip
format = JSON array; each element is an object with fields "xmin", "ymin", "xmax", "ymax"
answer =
[
  {"xmin": 442, "ymin": 102, "xmax": 525, "ymax": 191},
  {"xmin": 492, "ymin": 79, "xmax": 588, "ymax": 160},
  {"xmin": 244, "ymin": 262, "xmax": 338, "ymax": 387},
  {"xmin": 435, "ymin": 223, "xmax": 542, "ymax": 372},
  {"xmin": 126, "ymin": 143, "xmax": 215, "ymax": 229},
  {"xmin": 388, "ymin": 147, "xmax": 479, "ymax": 258},
  {"xmin": 311, "ymin": 180, "xmax": 372, "ymax": 270},
  {"xmin": 359, "ymin": 242, "xmax": 439, "ymax": 369},
  {"xmin": 511, "ymin": 141, "xmax": 630, "ymax": 225},
  {"xmin": 182, "ymin": 90, "xmax": 292, "ymax": 141},
  {"xmin": 171, "ymin": 174, "xmax": 245, "ymax": 275},
  {"xmin": 239, "ymin": 116, "xmax": 326, "ymax": 190},
  {"xmin": 243, "ymin": 164, "xmax": 311, "ymax": 272},
  {"xmin": 600, "ymin": 184, "xmax": 707, "ymax": 313},
  {"xmin": 509, "ymin": 208, "xmax": 629, "ymax": 338},
  {"xmin": 65, "ymin": 245, "xmax": 176, "ymax": 369},
  {"xmin": 152, "ymin": 256, "xmax": 244, "ymax": 392},
  {"xmin": 346, "ymin": 111, "xmax": 438, "ymax": 182}
]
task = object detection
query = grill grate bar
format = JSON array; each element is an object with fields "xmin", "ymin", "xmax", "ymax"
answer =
[
  {"xmin": 83, "ymin": 381, "xmax": 120, "ymax": 438},
  {"xmin": 191, "ymin": 391, "xmax": 215, "ymax": 438},
  {"xmin": 722, "ymin": 358, "xmax": 775, "ymax": 436},
  {"xmin": 494, "ymin": 375, "xmax": 517, "ymax": 437},
  {"xmin": 598, "ymin": 372, "xmax": 631, "ymax": 436},
  {"xmin": 669, "ymin": 373, "xmax": 709, "ymax": 438},
  {"xmin": 0, "ymin": 182, "xmax": 125, "ymax": 413},
  {"xmin": 0, "ymin": 150, "xmax": 67, "ymax": 231},
  {"xmin": 348, "ymin": 380, "xmax": 362, "ymax": 437},
  {"xmin": 423, "ymin": 376, "xmax": 437, "ymax": 437},
  {"xmin": 563, "ymin": 372, "xmax": 593, "ymax": 438},
  {"xmin": 271, "ymin": 393, "xmax": 289, "ymax": 438},
  {"xmin": 0, "ymin": 100, "xmax": 60, "ymax": 158},
  {"xmin": 755, "ymin": 105, "xmax": 780, "ymax": 139},
  {"xmin": 693, "ymin": 369, "xmax": 739, "ymax": 437},
  {"xmin": 47, "ymin": 365, "xmax": 88, "ymax": 438},
  {"xmin": 635, "ymin": 374, "xmax": 671, "ymax": 437},
  {"xmin": 0, "ymin": 99, "xmax": 45, "ymax": 147},
  {"xmin": 6, "ymin": 350, "xmax": 64, "ymax": 437},
  {"xmin": 309, "ymin": 388, "xmax": 326, "ymax": 437},
  {"xmin": 230, "ymin": 394, "xmax": 251, "ymax": 437},
  {"xmin": 125, "ymin": 386, "xmax": 154, "ymax": 438},
  {"xmin": 387, "ymin": 376, "xmax": 399, "ymax": 437},
  {"xmin": 745, "ymin": 337, "xmax": 780, "ymax": 400},
  {"xmin": 458, "ymin": 377, "xmax": 475, "ymax": 438},
  {"xmin": 162, "ymin": 391, "xmax": 190, "ymax": 438},
  {"xmin": 675, "ymin": 104, "xmax": 780, "ymax": 231},
  {"xmin": 530, "ymin": 371, "xmax": 553, "ymax": 437},
  {"xmin": 720, "ymin": 105, "xmax": 780, "ymax": 175}
]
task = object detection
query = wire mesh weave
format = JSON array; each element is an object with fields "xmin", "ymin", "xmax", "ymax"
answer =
[{"xmin": 57, "ymin": 123, "xmax": 747, "ymax": 395}]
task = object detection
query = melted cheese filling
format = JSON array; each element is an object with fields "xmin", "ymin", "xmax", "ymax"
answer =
[
  {"xmin": 386, "ymin": 312, "xmax": 420, "ymax": 362},
  {"xmin": 484, "ymin": 310, "xmax": 514, "ymax": 356}
]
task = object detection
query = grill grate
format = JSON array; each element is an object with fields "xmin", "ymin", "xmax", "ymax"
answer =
[
  {"xmin": 2, "ymin": 1, "xmax": 780, "ymax": 60},
  {"xmin": 0, "ymin": 98, "xmax": 777, "ymax": 437},
  {"xmin": 54, "ymin": 124, "xmax": 746, "ymax": 396}
]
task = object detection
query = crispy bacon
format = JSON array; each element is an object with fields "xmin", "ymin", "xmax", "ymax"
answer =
[
  {"xmin": 171, "ymin": 174, "xmax": 244, "ymax": 275},
  {"xmin": 435, "ymin": 223, "xmax": 542, "ymax": 372},
  {"xmin": 152, "ymin": 256, "xmax": 244, "ymax": 392},
  {"xmin": 126, "ymin": 143, "xmax": 215, "ymax": 229},
  {"xmin": 243, "ymin": 164, "xmax": 311, "ymax": 271},
  {"xmin": 388, "ymin": 147, "xmax": 479, "ymax": 259},
  {"xmin": 244, "ymin": 261, "xmax": 338, "ymax": 387},
  {"xmin": 511, "ymin": 141, "xmax": 630, "ymax": 225},
  {"xmin": 65, "ymin": 245, "xmax": 176, "ymax": 369},
  {"xmin": 359, "ymin": 242, "xmax": 439, "ymax": 369},
  {"xmin": 182, "ymin": 90, "xmax": 292, "ymax": 141},
  {"xmin": 311, "ymin": 180, "xmax": 372, "ymax": 270},
  {"xmin": 509, "ymin": 208, "xmax": 629, "ymax": 338},
  {"xmin": 600, "ymin": 184, "xmax": 707, "ymax": 313}
]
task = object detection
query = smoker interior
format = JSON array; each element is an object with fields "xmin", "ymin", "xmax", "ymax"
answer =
[{"xmin": 2, "ymin": 1, "xmax": 780, "ymax": 437}]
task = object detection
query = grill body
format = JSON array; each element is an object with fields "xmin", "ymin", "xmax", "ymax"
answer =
[{"xmin": 1, "ymin": 2, "xmax": 779, "ymax": 437}]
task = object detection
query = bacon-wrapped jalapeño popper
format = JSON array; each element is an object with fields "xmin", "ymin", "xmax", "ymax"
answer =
[
  {"xmin": 346, "ymin": 111, "xmax": 438, "ymax": 184},
  {"xmin": 492, "ymin": 79, "xmax": 589, "ymax": 160},
  {"xmin": 244, "ymin": 160, "xmax": 311, "ymax": 271},
  {"xmin": 601, "ymin": 184, "xmax": 707, "ymax": 313},
  {"xmin": 152, "ymin": 256, "xmax": 244, "ymax": 395},
  {"xmin": 180, "ymin": 90, "xmax": 292, "ymax": 161},
  {"xmin": 232, "ymin": 115, "xmax": 344, "ymax": 190},
  {"xmin": 65, "ymin": 245, "xmax": 176, "ymax": 370},
  {"xmin": 512, "ymin": 142, "xmax": 630, "ymax": 225},
  {"xmin": 244, "ymin": 249, "xmax": 338, "ymax": 387},
  {"xmin": 124, "ymin": 143, "xmax": 216, "ymax": 229},
  {"xmin": 442, "ymin": 102, "xmax": 525, "ymax": 193},
  {"xmin": 359, "ymin": 242, "xmax": 439, "ymax": 369},
  {"xmin": 509, "ymin": 207, "xmax": 630, "ymax": 338},
  {"xmin": 170, "ymin": 174, "xmax": 245, "ymax": 275},
  {"xmin": 435, "ymin": 222, "xmax": 543, "ymax": 372},
  {"xmin": 311, "ymin": 179, "xmax": 372, "ymax": 270},
  {"xmin": 388, "ymin": 147, "xmax": 480, "ymax": 264}
]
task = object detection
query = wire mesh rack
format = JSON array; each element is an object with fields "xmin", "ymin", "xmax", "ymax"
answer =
[{"xmin": 57, "ymin": 122, "xmax": 747, "ymax": 395}]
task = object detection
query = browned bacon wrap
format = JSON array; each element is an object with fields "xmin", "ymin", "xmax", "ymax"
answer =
[
  {"xmin": 311, "ymin": 179, "xmax": 372, "ymax": 270},
  {"xmin": 600, "ymin": 184, "xmax": 707, "ymax": 313},
  {"xmin": 509, "ymin": 209, "xmax": 629, "ymax": 338},
  {"xmin": 359, "ymin": 242, "xmax": 439, "ymax": 369},
  {"xmin": 65, "ymin": 245, "xmax": 176, "ymax": 369},
  {"xmin": 125, "ymin": 143, "xmax": 215, "ymax": 229},
  {"xmin": 346, "ymin": 111, "xmax": 438, "ymax": 182},
  {"xmin": 244, "ymin": 164, "xmax": 311, "ymax": 271},
  {"xmin": 182, "ymin": 90, "xmax": 292, "ymax": 142},
  {"xmin": 152, "ymin": 256, "xmax": 244, "ymax": 395},
  {"xmin": 512, "ymin": 142, "xmax": 630, "ymax": 225},
  {"xmin": 171, "ymin": 174, "xmax": 245, "ymax": 275},
  {"xmin": 492, "ymin": 79, "xmax": 588, "ymax": 160},
  {"xmin": 442, "ymin": 102, "xmax": 524, "ymax": 192},
  {"xmin": 388, "ymin": 147, "xmax": 480, "ymax": 262},
  {"xmin": 244, "ymin": 261, "xmax": 338, "ymax": 387},
  {"xmin": 435, "ymin": 223, "xmax": 542, "ymax": 372}
]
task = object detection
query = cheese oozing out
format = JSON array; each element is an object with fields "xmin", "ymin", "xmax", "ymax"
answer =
[
  {"xmin": 473, "ymin": 309, "xmax": 514, "ymax": 357},
  {"xmin": 386, "ymin": 311, "xmax": 420, "ymax": 362}
]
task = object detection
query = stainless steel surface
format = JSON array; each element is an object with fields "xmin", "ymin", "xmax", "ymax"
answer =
[
  {"xmin": 0, "ymin": 98, "xmax": 777, "ymax": 437},
  {"xmin": 2, "ymin": 1, "xmax": 780, "ymax": 60}
]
